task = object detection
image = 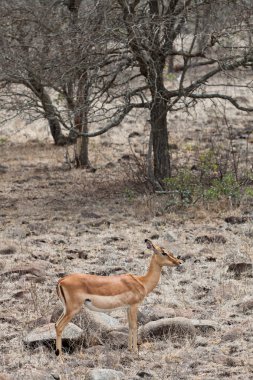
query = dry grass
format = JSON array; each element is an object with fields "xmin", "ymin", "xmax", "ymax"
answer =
[{"xmin": 1, "ymin": 84, "xmax": 253, "ymax": 379}]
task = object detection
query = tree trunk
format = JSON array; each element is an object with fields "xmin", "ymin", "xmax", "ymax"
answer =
[
  {"xmin": 28, "ymin": 77, "xmax": 67, "ymax": 145},
  {"xmin": 74, "ymin": 115, "xmax": 89, "ymax": 168},
  {"xmin": 74, "ymin": 72, "xmax": 90, "ymax": 168},
  {"xmin": 40, "ymin": 91, "xmax": 67, "ymax": 146},
  {"xmin": 150, "ymin": 97, "xmax": 170, "ymax": 183}
]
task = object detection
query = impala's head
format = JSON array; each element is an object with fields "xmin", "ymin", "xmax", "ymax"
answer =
[{"xmin": 144, "ymin": 239, "xmax": 182, "ymax": 267}]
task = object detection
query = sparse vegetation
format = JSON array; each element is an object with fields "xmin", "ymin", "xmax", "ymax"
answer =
[
  {"xmin": 164, "ymin": 170, "xmax": 247, "ymax": 207},
  {"xmin": 1, "ymin": 97, "xmax": 253, "ymax": 378},
  {"xmin": 0, "ymin": 1, "xmax": 253, "ymax": 379},
  {"xmin": 0, "ymin": 137, "xmax": 7, "ymax": 145}
]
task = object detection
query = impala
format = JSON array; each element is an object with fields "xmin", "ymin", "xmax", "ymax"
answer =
[{"xmin": 55, "ymin": 239, "xmax": 182, "ymax": 356}]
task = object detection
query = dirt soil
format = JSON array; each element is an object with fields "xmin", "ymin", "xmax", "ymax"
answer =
[{"xmin": 0, "ymin": 96, "xmax": 253, "ymax": 380}]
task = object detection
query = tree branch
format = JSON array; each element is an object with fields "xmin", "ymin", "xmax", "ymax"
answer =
[
  {"xmin": 188, "ymin": 92, "xmax": 253, "ymax": 112},
  {"xmin": 78, "ymin": 104, "xmax": 133, "ymax": 137}
]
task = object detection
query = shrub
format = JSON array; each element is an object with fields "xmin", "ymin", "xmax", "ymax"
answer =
[{"xmin": 164, "ymin": 170, "xmax": 251, "ymax": 207}]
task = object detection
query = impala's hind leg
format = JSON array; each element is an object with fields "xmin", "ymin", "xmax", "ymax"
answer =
[
  {"xmin": 55, "ymin": 284, "xmax": 83, "ymax": 356},
  {"xmin": 55, "ymin": 305, "xmax": 82, "ymax": 356}
]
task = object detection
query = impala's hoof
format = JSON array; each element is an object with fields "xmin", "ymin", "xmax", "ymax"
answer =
[{"xmin": 55, "ymin": 349, "xmax": 60, "ymax": 356}]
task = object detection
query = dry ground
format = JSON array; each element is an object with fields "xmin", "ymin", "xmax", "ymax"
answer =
[{"xmin": 0, "ymin": 90, "xmax": 253, "ymax": 379}]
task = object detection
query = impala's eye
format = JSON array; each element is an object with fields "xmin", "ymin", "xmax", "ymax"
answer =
[{"xmin": 162, "ymin": 251, "xmax": 167, "ymax": 256}]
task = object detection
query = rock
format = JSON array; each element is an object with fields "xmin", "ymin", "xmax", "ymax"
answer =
[
  {"xmin": 23, "ymin": 322, "xmax": 83, "ymax": 351},
  {"xmin": 195, "ymin": 235, "xmax": 227, "ymax": 244},
  {"xmin": 136, "ymin": 370, "xmax": 156, "ymax": 378},
  {"xmin": 51, "ymin": 305, "xmax": 123, "ymax": 347},
  {"xmin": 138, "ymin": 305, "xmax": 176, "ymax": 325},
  {"xmin": 90, "ymin": 311, "xmax": 122, "ymax": 331},
  {"xmin": 139, "ymin": 317, "xmax": 196, "ymax": 343},
  {"xmin": 85, "ymin": 369, "xmax": 124, "ymax": 380},
  {"xmin": 227, "ymin": 262, "xmax": 252, "ymax": 278},
  {"xmin": 0, "ymin": 247, "xmax": 16, "ymax": 255},
  {"xmin": 225, "ymin": 216, "xmax": 250, "ymax": 224},
  {"xmin": 0, "ymin": 264, "xmax": 46, "ymax": 278},
  {"xmin": 191, "ymin": 319, "xmax": 218, "ymax": 335},
  {"xmin": 12, "ymin": 370, "xmax": 57, "ymax": 380}
]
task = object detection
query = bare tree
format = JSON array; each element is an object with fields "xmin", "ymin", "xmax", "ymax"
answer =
[
  {"xmin": 108, "ymin": 0, "xmax": 253, "ymax": 184},
  {"xmin": 0, "ymin": 0, "xmax": 133, "ymax": 166},
  {"xmin": 0, "ymin": 0, "xmax": 253, "ymax": 182},
  {"xmin": 0, "ymin": 0, "xmax": 71, "ymax": 145},
  {"xmin": 56, "ymin": 0, "xmax": 253, "ymax": 183}
]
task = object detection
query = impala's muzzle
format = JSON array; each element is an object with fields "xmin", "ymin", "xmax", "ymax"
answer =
[{"xmin": 144, "ymin": 239, "xmax": 153, "ymax": 249}]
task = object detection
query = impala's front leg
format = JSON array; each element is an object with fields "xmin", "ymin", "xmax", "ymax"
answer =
[
  {"xmin": 127, "ymin": 307, "xmax": 133, "ymax": 351},
  {"xmin": 127, "ymin": 304, "xmax": 138, "ymax": 353}
]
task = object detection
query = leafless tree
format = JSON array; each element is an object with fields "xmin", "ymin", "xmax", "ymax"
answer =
[
  {"xmin": 0, "ymin": 1, "xmax": 71, "ymax": 145},
  {"xmin": 0, "ymin": 0, "xmax": 134, "ymax": 166},
  {"xmin": 61, "ymin": 0, "xmax": 253, "ymax": 183},
  {"xmin": 107, "ymin": 0, "xmax": 253, "ymax": 184},
  {"xmin": 0, "ymin": 0, "xmax": 253, "ymax": 183}
]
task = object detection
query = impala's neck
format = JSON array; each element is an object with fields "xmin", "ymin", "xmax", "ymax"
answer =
[{"xmin": 137, "ymin": 255, "xmax": 162, "ymax": 295}]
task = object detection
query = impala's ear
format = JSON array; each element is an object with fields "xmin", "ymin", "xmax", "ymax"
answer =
[{"xmin": 144, "ymin": 239, "xmax": 154, "ymax": 250}]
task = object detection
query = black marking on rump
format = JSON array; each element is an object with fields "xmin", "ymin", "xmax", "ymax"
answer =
[
  {"xmin": 58, "ymin": 283, "xmax": 67, "ymax": 305},
  {"xmin": 55, "ymin": 283, "xmax": 67, "ymax": 327}
]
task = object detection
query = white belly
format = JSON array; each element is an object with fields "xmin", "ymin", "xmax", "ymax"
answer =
[{"xmin": 84, "ymin": 292, "xmax": 138, "ymax": 312}]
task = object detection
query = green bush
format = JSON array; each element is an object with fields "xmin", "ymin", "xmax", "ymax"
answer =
[
  {"xmin": 164, "ymin": 170, "xmax": 248, "ymax": 207},
  {"xmin": 164, "ymin": 169, "xmax": 199, "ymax": 205},
  {"xmin": 204, "ymin": 173, "xmax": 241, "ymax": 201}
]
